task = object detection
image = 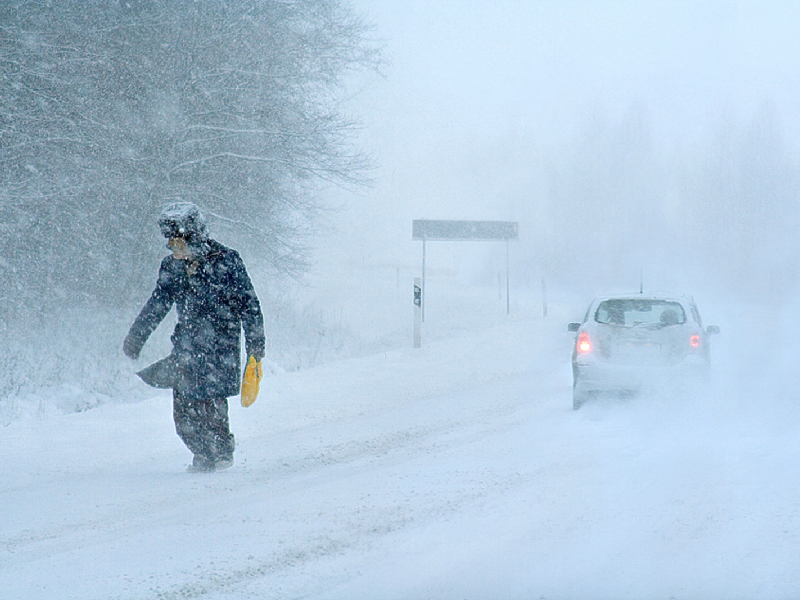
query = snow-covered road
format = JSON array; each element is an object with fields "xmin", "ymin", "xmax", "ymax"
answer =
[{"xmin": 2, "ymin": 308, "xmax": 800, "ymax": 599}]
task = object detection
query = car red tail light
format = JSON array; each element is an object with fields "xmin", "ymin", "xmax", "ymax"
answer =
[
  {"xmin": 690, "ymin": 334, "xmax": 701, "ymax": 348},
  {"xmin": 578, "ymin": 331, "xmax": 592, "ymax": 353}
]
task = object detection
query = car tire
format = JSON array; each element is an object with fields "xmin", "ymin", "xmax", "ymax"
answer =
[{"xmin": 573, "ymin": 387, "xmax": 587, "ymax": 410}]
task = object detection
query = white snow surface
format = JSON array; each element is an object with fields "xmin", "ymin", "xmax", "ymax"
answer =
[{"xmin": 2, "ymin": 300, "xmax": 800, "ymax": 599}]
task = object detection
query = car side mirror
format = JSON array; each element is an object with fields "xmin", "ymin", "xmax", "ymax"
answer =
[
  {"xmin": 707, "ymin": 325, "xmax": 720, "ymax": 335},
  {"xmin": 567, "ymin": 322, "xmax": 581, "ymax": 332}
]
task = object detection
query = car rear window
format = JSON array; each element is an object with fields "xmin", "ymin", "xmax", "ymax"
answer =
[{"xmin": 594, "ymin": 299, "xmax": 686, "ymax": 326}]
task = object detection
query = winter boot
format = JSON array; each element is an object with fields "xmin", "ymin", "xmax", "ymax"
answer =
[
  {"xmin": 215, "ymin": 456, "xmax": 234, "ymax": 471},
  {"xmin": 186, "ymin": 454, "xmax": 215, "ymax": 473}
]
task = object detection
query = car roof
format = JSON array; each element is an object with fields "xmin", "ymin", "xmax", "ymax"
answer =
[{"xmin": 590, "ymin": 293, "xmax": 695, "ymax": 306}]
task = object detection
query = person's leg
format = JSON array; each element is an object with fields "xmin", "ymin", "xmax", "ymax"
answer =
[
  {"xmin": 173, "ymin": 389, "xmax": 214, "ymax": 470},
  {"xmin": 173, "ymin": 390, "xmax": 235, "ymax": 470},
  {"xmin": 208, "ymin": 397, "xmax": 235, "ymax": 468}
]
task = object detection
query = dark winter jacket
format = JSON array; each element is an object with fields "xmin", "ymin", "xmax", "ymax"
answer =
[{"xmin": 124, "ymin": 239, "xmax": 265, "ymax": 400}]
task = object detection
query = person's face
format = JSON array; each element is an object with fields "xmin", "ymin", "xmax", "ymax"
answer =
[{"xmin": 167, "ymin": 236, "xmax": 192, "ymax": 260}]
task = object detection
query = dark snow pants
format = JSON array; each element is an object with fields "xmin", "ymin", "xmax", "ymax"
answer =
[{"xmin": 172, "ymin": 389, "xmax": 235, "ymax": 461}]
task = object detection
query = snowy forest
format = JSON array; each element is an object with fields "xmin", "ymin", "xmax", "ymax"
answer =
[
  {"xmin": 0, "ymin": 0, "xmax": 379, "ymax": 406},
  {"xmin": 511, "ymin": 103, "xmax": 800, "ymax": 299}
]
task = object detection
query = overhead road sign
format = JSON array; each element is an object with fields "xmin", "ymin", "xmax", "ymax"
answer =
[{"xmin": 412, "ymin": 220, "xmax": 518, "ymax": 242}]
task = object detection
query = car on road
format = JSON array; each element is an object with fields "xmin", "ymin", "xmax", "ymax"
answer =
[{"xmin": 567, "ymin": 294, "xmax": 720, "ymax": 409}]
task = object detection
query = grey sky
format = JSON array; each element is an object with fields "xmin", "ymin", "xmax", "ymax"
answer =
[{"xmin": 358, "ymin": 1, "xmax": 800, "ymax": 146}]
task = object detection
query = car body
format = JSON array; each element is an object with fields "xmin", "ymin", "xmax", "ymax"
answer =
[{"xmin": 567, "ymin": 294, "xmax": 720, "ymax": 409}]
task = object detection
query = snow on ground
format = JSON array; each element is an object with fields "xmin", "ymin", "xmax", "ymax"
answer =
[{"xmin": 2, "ymin": 289, "xmax": 800, "ymax": 599}]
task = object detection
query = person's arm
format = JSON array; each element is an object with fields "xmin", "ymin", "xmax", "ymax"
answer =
[
  {"xmin": 231, "ymin": 252, "xmax": 265, "ymax": 361},
  {"xmin": 123, "ymin": 259, "xmax": 176, "ymax": 359}
]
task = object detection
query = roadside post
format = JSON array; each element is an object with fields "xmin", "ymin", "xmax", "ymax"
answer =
[{"xmin": 542, "ymin": 278, "xmax": 548, "ymax": 317}]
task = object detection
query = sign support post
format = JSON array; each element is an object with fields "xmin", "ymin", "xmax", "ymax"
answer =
[
  {"xmin": 422, "ymin": 239, "xmax": 426, "ymax": 322},
  {"xmin": 413, "ymin": 277, "xmax": 422, "ymax": 348},
  {"xmin": 506, "ymin": 240, "xmax": 510, "ymax": 315}
]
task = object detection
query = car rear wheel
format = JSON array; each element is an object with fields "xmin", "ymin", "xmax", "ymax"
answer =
[{"xmin": 573, "ymin": 386, "xmax": 589, "ymax": 410}]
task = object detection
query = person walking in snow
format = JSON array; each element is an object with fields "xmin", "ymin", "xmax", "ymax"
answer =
[{"xmin": 123, "ymin": 202, "xmax": 265, "ymax": 472}]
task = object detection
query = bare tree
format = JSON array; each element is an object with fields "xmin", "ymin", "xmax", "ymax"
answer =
[
  {"xmin": 0, "ymin": 0, "xmax": 380, "ymax": 398},
  {"xmin": 1, "ymin": 0, "xmax": 379, "ymax": 310}
]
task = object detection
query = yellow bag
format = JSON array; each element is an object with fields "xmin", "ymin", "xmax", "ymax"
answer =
[{"xmin": 240, "ymin": 355, "xmax": 262, "ymax": 407}]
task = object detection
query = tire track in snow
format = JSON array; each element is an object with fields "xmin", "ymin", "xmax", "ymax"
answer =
[{"xmin": 120, "ymin": 380, "xmax": 554, "ymax": 600}]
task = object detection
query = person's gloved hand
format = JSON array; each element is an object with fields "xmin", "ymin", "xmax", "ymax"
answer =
[
  {"xmin": 123, "ymin": 333, "xmax": 141, "ymax": 360},
  {"xmin": 241, "ymin": 355, "xmax": 262, "ymax": 407}
]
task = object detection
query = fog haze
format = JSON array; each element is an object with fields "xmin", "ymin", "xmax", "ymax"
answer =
[{"xmin": 318, "ymin": 1, "xmax": 800, "ymax": 304}]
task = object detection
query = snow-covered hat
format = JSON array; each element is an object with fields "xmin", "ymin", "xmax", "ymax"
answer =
[{"xmin": 158, "ymin": 201, "xmax": 208, "ymax": 240}]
